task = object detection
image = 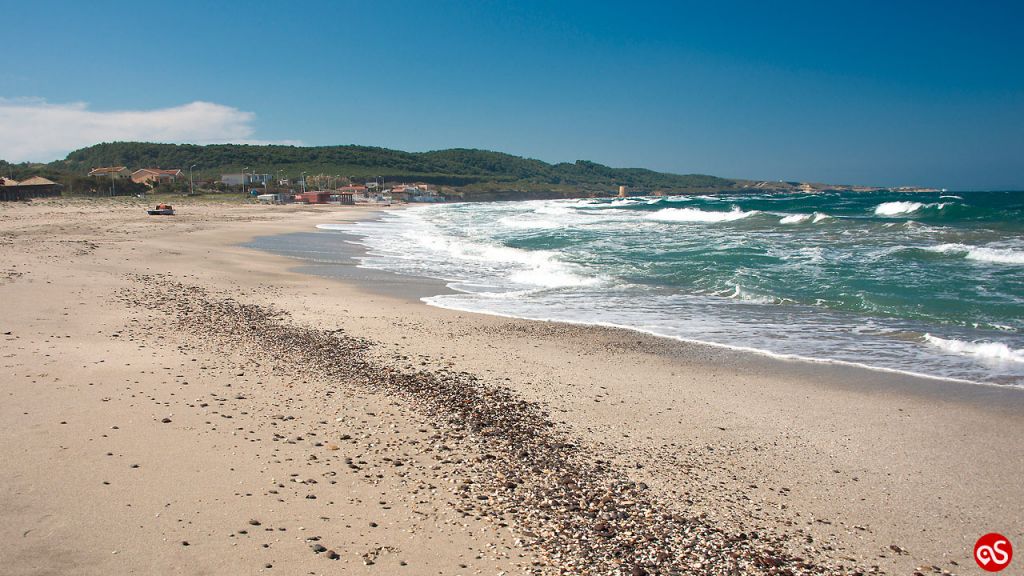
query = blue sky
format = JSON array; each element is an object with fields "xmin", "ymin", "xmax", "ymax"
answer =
[{"xmin": 1, "ymin": 0, "xmax": 1022, "ymax": 189}]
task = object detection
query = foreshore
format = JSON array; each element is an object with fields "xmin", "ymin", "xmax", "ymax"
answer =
[{"xmin": 1, "ymin": 198, "xmax": 1021, "ymax": 575}]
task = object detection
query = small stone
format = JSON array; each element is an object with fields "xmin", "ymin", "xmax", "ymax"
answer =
[
  {"xmin": 248, "ymin": 519, "xmax": 261, "ymax": 526},
  {"xmin": 326, "ymin": 550, "xmax": 339, "ymax": 560},
  {"xmin": 181, "ymin": 540, "xmax": 189, "ymax": 546},
  {"xmin": 161, "ymin": 417, "xmax": 172, "ymax": 423},
  {"xmin": 312, "ymin": 544, "xmax": 327, "ymax": 554}
]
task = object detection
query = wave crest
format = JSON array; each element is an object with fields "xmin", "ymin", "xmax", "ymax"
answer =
[
  {"xmin": 874, "ymin": 201, "xmax": 947, "ymax": 216},
  {"xmin": 648, "ymin": 206, "xmax": 757, "ymax": 223},
  {"xmin": 779, "ymin": 213, "xmax": 811, "ymax": 224},
  {"xmin": 924, "ymin": 334, "xmax": 1024, "ymax": 363},
  {"xmin": 925, "ymin": 243, "xmax": 1024, "ymax": 265}
]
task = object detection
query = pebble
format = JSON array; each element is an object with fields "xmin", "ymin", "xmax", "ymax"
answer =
[{"xmin": 130, "ymin": 275, "xmax": 883, "ymax": 576}]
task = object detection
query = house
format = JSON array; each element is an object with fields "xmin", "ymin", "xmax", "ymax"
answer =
[
  {"xmin": 131, "ymin": 168, "xmax": 183, "ymax": 185},
  {"xmin": 0, "ymin": 176, "xmax": 63, "ymax": 201},
  {"xmin": 221, "ymin": 173, "xmax": 244, "ymax": 186},
  {"xmin": 88, "ymin": 166, "xmax": 129, "ymax": 178},
  {"xmin": 221, "ymin": 173, "xmax": 272, "ymax": 186},
  {"xmin": 338, "ymin": 185, "xmax": 368, "ymax": 197}
]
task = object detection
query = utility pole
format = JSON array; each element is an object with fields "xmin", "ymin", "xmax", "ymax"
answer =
[{"xmin": 190, "ymin": 164, "xmax": 197, "ymax": 196}]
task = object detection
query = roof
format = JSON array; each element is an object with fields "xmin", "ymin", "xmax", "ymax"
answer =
[
  {"xmin": 89, "ymin": 166, "xmax": 127, "ymax": 175},
  {"xmin": 17, "ymin": 176, "xmax": 58, "ymax": 186},
  {"xmin": 133, "ymin": 168, "xmax": 182, "ymax": 176}
]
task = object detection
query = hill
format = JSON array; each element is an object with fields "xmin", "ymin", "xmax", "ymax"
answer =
[{"xmin": 4, "ymin": 142, "xmax": 739, "ymax": 199}]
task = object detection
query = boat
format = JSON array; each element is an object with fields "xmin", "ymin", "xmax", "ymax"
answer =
[{"xmin": 146, "ymin": 203, "xmax": 175, "ymax": 215}]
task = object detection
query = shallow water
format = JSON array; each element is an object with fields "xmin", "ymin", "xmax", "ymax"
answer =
[{"xmin": 286, "ymin": 191, "xmax": 1024, "ymax": 386}]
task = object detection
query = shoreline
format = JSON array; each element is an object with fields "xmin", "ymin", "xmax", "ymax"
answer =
[
  {"xmin": 258, "ymin": 209, "xmax": 1024, "ymax": 400},
  {"xmin": 2, "ymin": 198, "xmax": 1022, "ymax": 575}
]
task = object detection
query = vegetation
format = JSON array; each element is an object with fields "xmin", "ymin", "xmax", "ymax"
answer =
[
  {"xmin": 5, "ymin": 142, "xmax": 741, "ymax": 200},
  {"xmin": 61, "ymin": 141, "xmax": 737, "ymax": 195}
]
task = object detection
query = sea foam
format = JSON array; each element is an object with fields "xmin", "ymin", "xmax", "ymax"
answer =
[
  {"xmin": 874, "ymin": 201, "xmax": 946, "ymax": 216},
  {"xmin": 924, "ymin": 334, "xmax": 1024, "ymax": 363},
  {"xmin": 779, "ymin": 213, "xmax": 811, "ymax": 224},
  {"xmin": 925, "ymin": 243, "xmax": 1024, "ymax": 265},
  {"xmin": 648, "ymin": 207, "xmax": 757, "ymax": 223}
]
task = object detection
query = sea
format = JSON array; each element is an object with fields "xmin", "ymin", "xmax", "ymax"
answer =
[{"xmin": 278, "ymin": 190, "xmax": 1024, "ymax": 387}]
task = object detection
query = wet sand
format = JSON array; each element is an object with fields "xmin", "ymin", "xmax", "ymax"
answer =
[{"xmin": 1, "ymin": 197, "xmax": 1021, "ymax": 575}]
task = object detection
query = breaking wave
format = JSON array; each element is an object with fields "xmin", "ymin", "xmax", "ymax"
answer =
[
  {"xmin": 779, "ymin": 213, "xmax": 811, "ymax": 224},
  {"xmin": 925, "ymin": 243, "xmax": 1024, "ymax": 265},
  {"xmin": 779, "ymin": 212, "xmax": 831, "ymax": 224},
  {"xmin": 924, "ymin": 334, "xmax": 1024, "ymax": 363},
  {"xmin": 648, "ymin": 207, "xmax": 757, "ymax": 223}
]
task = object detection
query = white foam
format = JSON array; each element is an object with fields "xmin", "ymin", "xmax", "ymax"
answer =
[
  {"xmin": 497, "ymin": 216, "xmax": 562, "ymax": 230},
  {"xmin": 723, "ymin": 284, "xmax": 782, "ymax": 304},
  {"xmin": 874, "ymin": 201, "xmax": 924, "ymax": 216},
  {"xmin": 608, "ymin": 198, "xmax": 642, "ymax": 207},
  {"xmin": 925, "ymin": 243, "xmax": 1024, "ymax": 265},
  {"xmin": 533, "ymin": 204, "xmax": 575, "ymax": 216},
  {"xmin": 509, "ymin": 267, "xmax": 601, "ymax": 288},
  {"xmin": 873, "ymin": 201, "xmax": 947, "ymax": 216},
  {"xmin": 924, "ymin": 334, "xmax": 1024, "ymax": 364},
  {"xmin": 779, "ymin": 213, "xmax": 811, "ymax": 224},
  {"xmin": 812, "ymin": 212, "xmax": 832, "ymax": 223},
  {"xmin": 648, "ymin": 206, "xmax": 757, "ymax": 223}
]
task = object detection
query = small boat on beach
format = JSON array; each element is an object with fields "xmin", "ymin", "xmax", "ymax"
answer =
[{"xmin": 146, "ymin": 204, "xmax": 175, "ymax": 215}]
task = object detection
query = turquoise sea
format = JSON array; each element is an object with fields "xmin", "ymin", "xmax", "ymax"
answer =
[{"xmin": 315, "ymin": 191, "xmax": 1024, "ymax": 386}]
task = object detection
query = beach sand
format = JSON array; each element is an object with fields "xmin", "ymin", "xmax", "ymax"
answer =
[{"xmin": 1, "ymin": 197, "xmax": 1021, "ymax": 575}]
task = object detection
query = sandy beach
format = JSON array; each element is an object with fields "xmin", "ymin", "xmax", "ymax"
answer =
[{"xmin": 1, "ymin": 197, "xmax": 1021, "ymax": 576}]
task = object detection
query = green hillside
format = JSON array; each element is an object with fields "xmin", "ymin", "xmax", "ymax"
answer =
[{"xmin": 5, "ymin": 141, "xmax": 740, "ymax": 199}]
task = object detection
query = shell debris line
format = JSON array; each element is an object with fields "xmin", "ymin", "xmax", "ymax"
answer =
[{"xmin": 122, "ymin": 274, "xmax": 881, "ymax": 576}]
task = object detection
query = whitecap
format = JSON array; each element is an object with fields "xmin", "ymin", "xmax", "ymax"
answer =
[
  {"xmin": 925, "ymin": 243, "xmax": 1024, "ymax": 265},
  {"xmin": 607, "ymin": 198, "xmax": 643, "ymax": 207},
  {"xmin": 534, "ymin": 204, "xmax": 575, "ymax": 216},
  {"xmin": 924, "ymin": 334, "xmax": 1024, "ymax": 363},
  {"xmin": 648, "ymin": 206, "xmax": 757, "ymax": 223},
  {"xmin": 779, "ymin": 213, "xmax": 812, "ymax": 224},
  {"xmin": 874, "ymin": 201, "xmax": 924, "ymax": 216},
  {"xmin": 498, "ymin": 216, "xmax": 562, "ymax": 230},
  {"xmin": 874, "ymin": 201, "xmax": 947, "ymax": 216}
]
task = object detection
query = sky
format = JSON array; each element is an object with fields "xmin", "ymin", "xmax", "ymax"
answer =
[{"xmin": 1, "ymin": 0, "xmax": 1022, "ymax": 189}]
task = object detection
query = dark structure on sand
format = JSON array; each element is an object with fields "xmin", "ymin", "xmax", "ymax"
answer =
[{"xmin": 0, "ymin": 176, "xmax": 63, "ymax": 201}]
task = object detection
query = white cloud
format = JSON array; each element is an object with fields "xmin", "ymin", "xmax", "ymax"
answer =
[{"xmin": 0, "ymin": 98, "xmax": 301, "ymax": 162}]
